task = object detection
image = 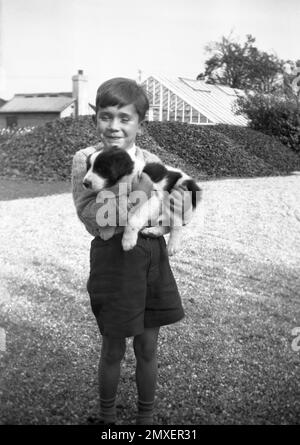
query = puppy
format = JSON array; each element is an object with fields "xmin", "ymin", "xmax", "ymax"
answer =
[{"xmin": 83, "ymin": 148, "xmax": 201, "ymax": 255}]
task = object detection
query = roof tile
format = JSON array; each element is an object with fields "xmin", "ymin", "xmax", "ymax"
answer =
[{"xmin": 0, "ymin": 93, "xmax": 75, "ymax": 113}]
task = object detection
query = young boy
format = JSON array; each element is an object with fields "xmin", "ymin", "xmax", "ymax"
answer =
[{"xmin": 72, "ymin": 78, "xmax": 190, "ymax": 425}]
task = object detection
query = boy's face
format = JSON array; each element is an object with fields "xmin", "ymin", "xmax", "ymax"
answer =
[{"xmin": 96, "ymin": 104, "xmax": 141, "ymax": 151}]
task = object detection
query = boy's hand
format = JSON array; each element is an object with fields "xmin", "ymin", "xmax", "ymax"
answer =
[
  {"xmin": 169, "ymin": 182, "xmax": 194, "ymax": 225},
  {"xmin": 141, "ymin": 226, "xmax": 169, "ymax": 237},
  {"xmin": 159, "ymin": 182, "xmax": 194, "ymax": 228},
  {"xmin": 140, "ymin": 182, "xmax": 194, "ymax": 237}
]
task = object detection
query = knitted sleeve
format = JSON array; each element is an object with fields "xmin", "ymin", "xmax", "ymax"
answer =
[
  {"xmin": 71, "ymin": 147, "xmax": 111, "ymax": 237},
  {"xmin": 141, "ymin": 149, "xmax": 163, "ymax": 164}
]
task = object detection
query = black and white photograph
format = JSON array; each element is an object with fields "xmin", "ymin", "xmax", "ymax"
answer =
[{"xmin": 0, "ymin": 0, "xmax": 299, "ymax": 431}]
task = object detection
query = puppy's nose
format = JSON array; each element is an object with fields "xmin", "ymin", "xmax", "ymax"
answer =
[{"xmin": 83, "ymin": 179, "xmax": 92, "ymax": 189}]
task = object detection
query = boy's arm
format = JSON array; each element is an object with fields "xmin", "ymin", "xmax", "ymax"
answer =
[
  {"xmin": 141, "ymin": 149, "xmax": 163, "ymax": 165},
  {"xmin": 72, "ymin": 149, "xmax": 109, "ymax": 237}
]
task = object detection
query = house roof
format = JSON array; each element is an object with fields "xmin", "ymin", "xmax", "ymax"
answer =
[
  {"xmin": 145, "ymin": 75, "xmax": 247, "ymax": 125},
  {"xmin": 0, "ymin": 98, "xmax": 7, "ymax": 108},
  {"xmin": 0, "ymin": 93, "xmax": 75, "ymax": 114}
]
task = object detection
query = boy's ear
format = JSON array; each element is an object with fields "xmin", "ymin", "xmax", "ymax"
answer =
[
  {"xmin": 89, "ymin": 104, "xmax": 97, "ymax": 124},
  {"xmin": 137, "ymin": 120, "xmax": 145, "ymax": 135}
]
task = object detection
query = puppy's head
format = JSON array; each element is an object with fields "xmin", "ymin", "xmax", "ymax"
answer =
[{"xmin": 83, "ymin": 148, "xmax": 134, "ymax": 191}]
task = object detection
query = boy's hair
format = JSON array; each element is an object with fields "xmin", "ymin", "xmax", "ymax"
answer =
[{"xmin": 95, "ymin": 78, "xmax": 149, "ymax": 121}]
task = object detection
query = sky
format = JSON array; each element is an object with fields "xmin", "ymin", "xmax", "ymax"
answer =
[{"xmin": 0, "ymin": 0, "xmax": 299, "ymax": 102}]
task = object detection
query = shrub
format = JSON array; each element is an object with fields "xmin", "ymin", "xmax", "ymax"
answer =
[
  {"xmin": 214, "ymin": 124, "xmax": 300, "ymax": 172},
  {"xmin": 145, "ymin": 121, "xmax": 300, "ymax": 177},
  {"xmin": 0, "ymin": 116, "xmax": 196, "ymax": 181},
  {"xmin": 234, "ymin": 93, "xmax": 300, "ymax": 151},
  {"xmin": 1, "ymin": 116, "xmax": 300, "ymax": 182},
  {"xmin": 0, "ymin": 116, "xmax": 99, "ymax": 180}
]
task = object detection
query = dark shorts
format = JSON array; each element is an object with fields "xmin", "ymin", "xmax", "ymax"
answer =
[{"xmin": 87, "ymin": 232, "xmax": 184, "ymax": 338}]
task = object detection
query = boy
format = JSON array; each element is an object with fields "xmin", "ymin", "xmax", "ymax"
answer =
[{"xmin": 72, "ymin": 77, "xmax": 191, "ymax": 425}]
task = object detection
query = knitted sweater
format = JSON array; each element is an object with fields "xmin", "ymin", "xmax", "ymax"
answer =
[{"xmin": 71, "ymin": 143, "xmax": 163, "ymax": 238}]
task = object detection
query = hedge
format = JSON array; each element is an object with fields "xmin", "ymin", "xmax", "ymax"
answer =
[
  {"xmin": 214, "ymin": 124, "xmax": 300, "ymax": 172},
  {"xmin": 0, "ymin": 116, "xmax": 299, "ymax": 182},
  {"xmin": 145, "ymin": 122, "xmax": 300, "ymax": 177}
]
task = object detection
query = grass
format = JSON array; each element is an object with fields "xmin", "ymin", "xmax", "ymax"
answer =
[
  {"xmin": 0, "ymin": 176, "xmax": 300, "ymax": 425},
  {"xmin": 0, "ymin": 177, "xmax": 71, "ymax": 201}
]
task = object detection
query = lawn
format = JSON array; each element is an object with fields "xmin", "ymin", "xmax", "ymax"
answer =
[{"xmin": 0, "ymin": 175, "xmax": 299, "ymax": 425}]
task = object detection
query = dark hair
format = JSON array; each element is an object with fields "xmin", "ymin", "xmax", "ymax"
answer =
[{"xmin": 95, "ymin": 77, "xmax": 149, "ymax": 121}]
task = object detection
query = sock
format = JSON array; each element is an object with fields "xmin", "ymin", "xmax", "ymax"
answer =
[
  {"xmin": 136, "ymin": 399, "xmax": 155, "ymax": 425},
  {"xmin": 99, "ymin": 396, "xmax": 117, "ymax": 424}
]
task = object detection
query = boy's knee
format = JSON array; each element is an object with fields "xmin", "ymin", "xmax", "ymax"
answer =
[
  {"xmin": 133, "ymin": 340, "xmax": 157, "ymax": 362},
  {"xmin": 102, "ymin": 337, "xmax": 126, "ymax": 364}
]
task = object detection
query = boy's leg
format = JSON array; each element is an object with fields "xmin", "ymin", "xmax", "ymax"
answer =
[
  {"xmin": 133, "ymin": 327, "xmax": 160, "ymax": 425},
  {"xmin": 98, "ymin": 335, "xmax": 126, "ymax": 424}
]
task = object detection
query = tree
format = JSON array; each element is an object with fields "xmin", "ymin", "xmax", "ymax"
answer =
[
  {"xmin": 280, "ymin": 60, "xmax": 300, "ymax": 102},
  {"xmin": 197, "ymin": 34, "xmax": 284, "ymax": 93},
  {"xmin": 234, "ymin": 91, "xmax": 300, "ymax": 151},
  {"xmin": 233, "ymin": 63, "xmax": 300, "ymax": 151}
]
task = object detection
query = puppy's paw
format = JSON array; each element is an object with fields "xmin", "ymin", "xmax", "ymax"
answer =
[
  {"xmin": 167, "ymin": 240, "xmax": 181, "ymax": 256},
  {"xmin": 122, "ymin": 236, "xmax": 137, "ymax": 251},
  {"xmin": 122, "ymin": 228, "xmax": 138, "ymax": 251},
  {"xmin": 128, "ymin": 214, "xmax": 144, "ymax": 230}
]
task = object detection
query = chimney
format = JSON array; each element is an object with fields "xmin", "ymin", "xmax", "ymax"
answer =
[{"xmin": 72, "ymin": 69, "xmax": 89, "ymax": 116}]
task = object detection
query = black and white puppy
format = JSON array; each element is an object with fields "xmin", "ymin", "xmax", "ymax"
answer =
[{"xmin": 83, "ymin": 148, "xmax": 201, "ymax": 255}]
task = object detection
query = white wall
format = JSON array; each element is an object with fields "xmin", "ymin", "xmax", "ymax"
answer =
[{"xmin": 60, "ymin": 103, "xmax": 75, "ymax": 118}]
